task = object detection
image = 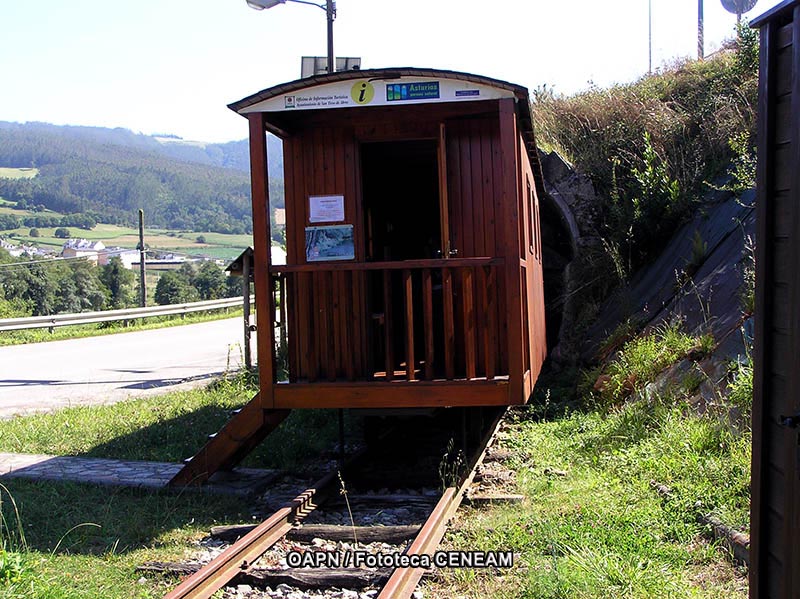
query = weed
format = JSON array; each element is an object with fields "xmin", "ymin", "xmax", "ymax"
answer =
[
  {"xmin": 689, "ymin": 229, "xmax": 708, "ymax": 272},
  {"xmin": 727, "ymin": 357, "xmax": 753, "ymax": 419},
  {"xmin": 725, "ymin": 130, "xmax": 757, "ymax": 194},
  {"xmin": 598, "ymin": 322, "xmax": 697, "ymax": 406},
  {"xmin": 739, "ymin": 234, "xmax": 755, "ymax": 316},
  {"xmin": 0, "ymin": 484, "xmax": 28, "ymax": 588},
  {"xmin": 337, "ymin": 472, "xmax": 358, "ymax": 546},
  {"xmin": 438, "ymin": 438, "xmax": 466, "ymax": 492},
  {"xmin": 596, "ymin": 317, "xmax": 641, "ymax": 361}
]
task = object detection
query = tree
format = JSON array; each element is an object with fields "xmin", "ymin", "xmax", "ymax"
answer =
[
  {"xmin": 28, "ymin": 228, "xmax": 39, "ymax": 238},
  {"xmin": 54, "ymin": 227, "xmax": 71, "ymax": 238},
  {"xmin": 69, "ymin": 260, "xmax": 107, "ymax": 311},
  {"xmin": 177, "ymin": 261, "xmax": 196, "ymax": 285},
  {"xmin": 193, "ymin": 261, "xmax": 226, "ymax": 300},
  {"xmin": 226, "ymin": 274, "xmax": 244, "ymax": 298},
  {"xmin": 99, "ymin": 256, "xmax": 134, "ymax": 309},
  {"xmin": 24, "ymin": 261, "xmax": 56, "ymax": 315},
  {"xmin": 0, "ymin": 215, "xmax": 21, "ymax": 230},
  {"xmin": 154, "ymin": 270, "xmax": 198, "ymax": 305}
]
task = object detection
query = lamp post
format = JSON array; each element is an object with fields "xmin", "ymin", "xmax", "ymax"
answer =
[
  {"xmin": 246, "ymin": 0, "xmax": 337, "ymax": 74},
  {"xmin": 648, "ymin": 0, "xmax": 652, "ymax": 74}
]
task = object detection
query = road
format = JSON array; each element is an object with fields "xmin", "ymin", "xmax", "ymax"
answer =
[{"xmin": 0, "ymin": 318, "xmax": 252, "ymax": 419}]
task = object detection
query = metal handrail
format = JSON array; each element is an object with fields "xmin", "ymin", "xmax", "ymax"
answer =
[{"xmin": 0, "ymin": 296, "xmax": 255, "ymax": 332}]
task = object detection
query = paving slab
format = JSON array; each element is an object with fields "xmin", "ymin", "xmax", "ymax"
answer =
[{"xmin": 0, "ymin": 452, "xmax": 278, "ymax": 495}]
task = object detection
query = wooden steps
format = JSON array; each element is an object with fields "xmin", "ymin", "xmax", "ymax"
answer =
[{"xmin": 168, "ymin": 393, "xmax": 290, "ymax": 487}]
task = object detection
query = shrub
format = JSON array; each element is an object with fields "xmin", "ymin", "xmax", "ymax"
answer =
[{"xmin": 533, "ymin": 24, "xmax": 758, "ymax": 272}]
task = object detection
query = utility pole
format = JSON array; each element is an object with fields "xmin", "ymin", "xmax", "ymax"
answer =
[
  {"xmin": 137, "ymin": 209, "xmax": 146, "ymax": 307},
  {"xmin": 648, "ymin": 0, "xmax": 653, "ymax": 74},
  {"xmin": 326, "ymin": 0, "xmax": 335, "ymax": 74},
  {"xmin": 698, "ymin": 0, "xmax": 705, "ymax": 60}
]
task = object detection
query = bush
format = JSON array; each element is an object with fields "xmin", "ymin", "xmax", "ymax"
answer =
[{"xmin": 533, "ymin": 24, "xmax": 758, "ymax": 272}]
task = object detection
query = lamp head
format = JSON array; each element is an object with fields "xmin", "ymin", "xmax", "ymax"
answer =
[{"xmin": 246, "ymin": 0, "xmax": 286, "ymax": 10}]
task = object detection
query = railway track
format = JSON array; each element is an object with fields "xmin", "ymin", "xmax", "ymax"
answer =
[{"xmin": 151, "ymin": 407, "xmax": 509, "ymax": 599}]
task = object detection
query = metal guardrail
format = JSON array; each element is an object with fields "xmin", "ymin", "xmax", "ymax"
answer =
[{"xmin": 0, "ymin": 296, "xmax": 255, "ymax": 332}]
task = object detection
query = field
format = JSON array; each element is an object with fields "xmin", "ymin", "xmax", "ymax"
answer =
[
  {"xmin": 0, "ymin": 167, "xmax": 38, "ymax": 179},
  {"xmin": 0, "ymin": 200, "xmax": 254, "ymax": 261}
]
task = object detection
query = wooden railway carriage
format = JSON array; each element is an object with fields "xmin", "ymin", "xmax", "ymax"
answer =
[
  {"xmin": 236, "ymin": 68, "xmax": 547, "ymax": 410},
  {"xmin": 169, "ymin": 68, "xmax": 547, "ymax": 486}
]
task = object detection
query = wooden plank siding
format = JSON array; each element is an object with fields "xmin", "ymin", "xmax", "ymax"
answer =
[
  {"xmin": 751, "ymin": 3, "xmax": 800, "ymax": 597},
  {"xmin": 242, "ymin": 76, "xmax": 546, "ymax": 410}
]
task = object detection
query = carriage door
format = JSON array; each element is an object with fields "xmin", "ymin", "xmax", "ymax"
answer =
[{"xmin": 361, "ymin": 136, "xmax": 442, "ymax": 379}]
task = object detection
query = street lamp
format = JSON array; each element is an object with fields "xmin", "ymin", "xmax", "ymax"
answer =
[{"xmin": 246, "ymin": 0, "xmax": 337, "ymax": 75}]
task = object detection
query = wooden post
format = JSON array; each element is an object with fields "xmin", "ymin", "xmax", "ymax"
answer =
[
  {"xmin": 499, "ymin": 98, "xmax": 523, "ymax": 404},
  {"xmin": 137, "ymin": 209, "xmax": 146, "ymax": 307},
  {"xmin": 248, "ymin": 113, "xmax": 275, "ymax": 408},
  {"xmin": 243, "ymin": 250, "xmax": 252, "ymax": 371}
]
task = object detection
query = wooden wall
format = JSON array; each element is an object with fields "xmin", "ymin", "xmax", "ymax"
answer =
[
  {"xmin": 264, "ymin": 98, "xmax": 545, "ymax": 402},
  {"xmin": 751, "ymin": 2, "xmax": 800, "ymax": 597}
]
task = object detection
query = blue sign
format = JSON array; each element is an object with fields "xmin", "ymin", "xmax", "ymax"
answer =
[{"xmin": 386, "ymin": 82, "xmax": 440, "ymax": 102}]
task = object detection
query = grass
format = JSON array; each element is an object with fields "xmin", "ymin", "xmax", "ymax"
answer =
[
  {"xmin": 0, "ymin": 375, "xmax": 361, "ymax": 597},
  {"xmin": 0, "ymin": 375, "xmax": 356, "ymax": 470},
  {"xmin": 591, "ymin": 323, "xmax": 712, "ymax": 407},
  {"xmin": 0, "ymin": 309, "xmax": 245, "ymax": 347},
  {"xmin": 425, "ymin": 313, "xmax": 751, "ymax": 598},
  {"xmin": 0, "ymin": 480, "xmax": 250, "ymax": 599},
  {"xmin": 425, "ymin": 399, "xmax": 750, "ymax": 599}
]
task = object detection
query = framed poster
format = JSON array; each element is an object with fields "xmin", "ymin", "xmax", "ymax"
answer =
[
  {"xmin": 309, "ymin": 195, "xmax": 345, "ymax": 223},
  {"xmin": 305, "ymin": 225, "xmax": 354, "ymax": 262}
]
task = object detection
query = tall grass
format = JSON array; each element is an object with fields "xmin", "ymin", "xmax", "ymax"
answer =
[{"xmin": 0, "ymin": 484, "xmax": 28, "ymax": 589}]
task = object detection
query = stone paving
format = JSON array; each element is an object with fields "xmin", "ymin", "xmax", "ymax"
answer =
[{"xmin": 0, "ymin": 452, "xmax": 279, "ymax": 495}]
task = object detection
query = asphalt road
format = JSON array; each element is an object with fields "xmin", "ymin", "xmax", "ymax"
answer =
[{"xmin": 0, "ymin": 318, "xmax": 252, "ymax": 419}]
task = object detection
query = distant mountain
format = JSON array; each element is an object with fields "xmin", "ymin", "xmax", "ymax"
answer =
[
  {"xmin": 0, "ymin": 121, "xmax": 284, "ymax": 173},
  {"xmin": 0, "ymin": 121, "xmax": 285, "ymax": 234}
]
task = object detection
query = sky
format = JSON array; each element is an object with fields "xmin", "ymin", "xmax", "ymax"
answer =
[{"xmin": 0, "ymin": 0, "xmax": 781, "ymax": 144}]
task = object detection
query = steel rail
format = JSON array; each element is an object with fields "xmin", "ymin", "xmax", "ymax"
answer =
[
  {"xmin": 0, "ymin": 295, "xmax": 254, "ymax": 332},
  {"xmin": 377, "ymin": 408, "xmax": 505, "ymax": 599},
  {"xmin": 163, "ymin": 467, "xmax": 340, "ymax": 599}
]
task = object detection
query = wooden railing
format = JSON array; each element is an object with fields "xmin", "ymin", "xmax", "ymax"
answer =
[{"xmin": 270, "ymin": 258, "xmax": 506, "ymax": 384}]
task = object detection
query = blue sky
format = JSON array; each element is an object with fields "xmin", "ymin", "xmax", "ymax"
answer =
[{"xmin": 0, "ymin": 0, "xmax": 779, "ymax": 143}]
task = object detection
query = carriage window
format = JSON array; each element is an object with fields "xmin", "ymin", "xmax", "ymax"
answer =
[{"xmin": 527, "ymin": 180, "xmax": 536, "ymax": 258}]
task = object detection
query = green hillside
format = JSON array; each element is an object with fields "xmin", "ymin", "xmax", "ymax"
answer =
[{"xmin": 0, "ymin": 122, "xmax": 284, "ymax": 234}]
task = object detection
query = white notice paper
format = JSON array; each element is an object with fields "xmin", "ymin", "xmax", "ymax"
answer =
[{"xmin": 309, "ymin": 195, "xmax": 345, "ymax": 223}]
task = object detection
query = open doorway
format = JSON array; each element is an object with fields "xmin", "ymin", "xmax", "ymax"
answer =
[
  {"xmin": 361, "ymin": 140, "xmax": 441, "ymax": 261},
  {"xmin": 361, "ymin": 139, "xmax": 443, "ymax": 378}
]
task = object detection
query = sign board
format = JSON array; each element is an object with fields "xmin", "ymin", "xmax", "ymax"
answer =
[
  {"xmin": 309, "ymin": 195, "xmax": 345, "ymax": 223},
  {"xmin": 239, "ymin": 76, "xmax": 515, "ymax": 114},
  {"xmin": 305, "ymin": 225, "xmax": 354, "ymax": 262}
]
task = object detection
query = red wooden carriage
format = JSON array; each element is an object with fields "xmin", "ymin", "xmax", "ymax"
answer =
[{"xmin": 171, "ymin": 68, "xmax": 547, "ymax": 485}]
